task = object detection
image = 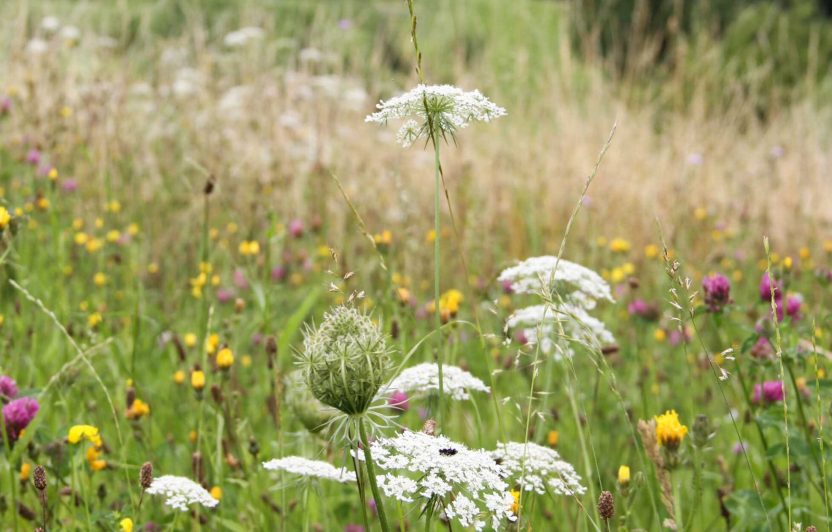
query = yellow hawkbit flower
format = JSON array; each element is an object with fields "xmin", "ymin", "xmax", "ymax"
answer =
[
  {"xmin": 173, "ymin": 370, "xmax": 185, "ymax": 384},
  {"xmin": 95, "ymin": 217, "xmax": 104, "ymax": 229},
  {"xmin": 241, "ymin": 355, "xmax": 252, "ymax": 368},
  {"xmin": 86, "ymin": 446, "xmax": 107, "ymax": 471},
  {"xmin": 395, "ymin": 287, "xmax": 411, "ymax": 305},
  {"xmin": 120, "ymin": 518, "xmax": 134, "ymax": 532},
  {"xmin": 107, "ymin": 200, "xmax": 122, "ymax": 213},
  {"xmin": 188, "ymin": 430, "xmax": 197, "ymax": 443},
  {"xmin": 68, "ymin": 425, "xmax": 103, "ymax": 448},
  {"xmin": 373, "ymin": 230, "xmax": 392, "ymax": 247},
  {"xmin": 127, "ymin": 399, "xmax": 150, "ymax": 419},
  {"xmin": 693, "ymin": 207, "xmax": 707, "ymax": 221},
  {"xmin": 205, "ymin": 334, "xmax": 220, "ymax": 354},
  {"xmin": 48, "ymin": 167, "xmax": 59, "ymax": 181},
  {"xmin": 439, "ymin": 289, "xmax": 464, "ymax": 317},
  {"xmin": 653, "ymin": 329, "xmax": 666, "ymax": 342},
  {"xmin": 216, "ymin": 348, "xmax": 234, "ymax": 369},
  {"xmin": 783, "ymin": 256, "xmax": 793, "ymax": 270},
  {"xmin": 547, "ymin": 430, "xmax": 559, "ymax": 446},
  {"xmin": 93, "ymin": 272, "xmax": 108, "ymax": 287},
  {"xmin": 210, "ymin": 486, "xmax": 222, "ymax": 501},
  {"xmin": 0, "ymin": 207, "xmax": 10, "ymax": 230},
  {"xmin": 35, "ymin": 197, "xmax": 49, "ymax": 211},
  {"xmin": 618, "ymin": 465, "xmax": 630, "ymax": 486},
  {"xmin": 184, "ymin": 333, "xmax": 197, "ymax": 348},
  {"xmin": 799, "ymin": 247, "xmax": 810, "ymax": 260},
  {"xmin": 226, "ymin": 222, "xmax": 238, "ymax": 234},
  {"xmin": 655, "ymin": 410, "xmax": 688, "ymax": 450},
  {"xmin": 74, "ymin": 232, "xmax": 88, "ymax": 245},
  {"xmin": 106, "ymin": 230, "xmax": 120, "ymax": 243},
  {"xmin": 510, "ymin": 489, "xmax": 520, "ymax": 514},
  {"xmin": 609, "ymin": 238, "xmax": 631, "ymax": 253},
  {"xmin": 426, "ymin": 229, "xmax": 436, "ymax": 243},
  {"xmin": 86, "ymin": 238, "xmax": 103, "ymax": 253},
  {"xmin": 72, "ymin": 218, "xmax": 84, "ymax": 230},
  {"xmin": 191, "ymin": 370, "xmax": 206, "ymax": 391},
  {"xmin": 127, "ymin": 223, "xmax": 140, "ymax": 236},
  {"xmin": 20, "ymin": 463, "xmax": 31, "ymax": 481},
  {"xmin": 239, "ymin": 240, "xmax": 260, "ymax": 256},
  {"xmin": 88, "ymin": 312, "xmax": 103, "ymax": 328}
]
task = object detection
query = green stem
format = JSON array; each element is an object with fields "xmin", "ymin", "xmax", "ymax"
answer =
[
  {"xmin": 432, "ymin": 136, "xmax": 443, "ymax": 424},
  {"xmin": 359, "ymin": 417, "xmax": 391, "ymax": 532}
]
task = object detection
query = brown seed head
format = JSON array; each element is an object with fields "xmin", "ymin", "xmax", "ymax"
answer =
[
  {"xmin": 140, "ymin": 462, "xmax": 153, "ymax": 489},
  {"xmin": 33, "ymin": 466, "xmax": 47, "ymax": 492},
  {"xmin": 598, "ymin": 490, "xmax": 615, "ymax": 520}
]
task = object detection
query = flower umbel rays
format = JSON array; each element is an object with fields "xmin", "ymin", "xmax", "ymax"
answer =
[
  {"xmin": 380, "ymin": 363, "xmax": 490, "ymax": 401},
  {"xmin": 145, "ymin": 475, "xmax": 219, "ymax": 512},
  {"xmin": 262, "ymin": 456, "xmax": 356, "ymax": 483},
  {"xmin": 365, "ymin": 84, "xmax": 506, "ymax": 147},
  {"xmin": 490, "ymin": 441, "xmax": 586, "ymax": 496},
  {"xmin": 361, "ymin": 430, "xmax": 516, "ymax": 531}
]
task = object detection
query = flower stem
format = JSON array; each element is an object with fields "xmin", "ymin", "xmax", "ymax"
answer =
[
  {"xmin": 359, "ymin": 416, "xmax": 390, "ymax": 532},
  {"xmin": 431, "ymin": 134, "xmax": 444, "ymax": 424}
]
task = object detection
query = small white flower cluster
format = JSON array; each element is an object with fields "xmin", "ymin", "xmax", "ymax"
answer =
[
  {"xmin": 223, "ymin": 27, "xmax": 265, "ymax": 48},
  {"xmin": 365, "ymin": 84, "xmax": 506, "ymax": 147},
  {"xmin": 499, "ymin": 257, "xmax": 614, "ymax": 359},
  {"xmin": 262, "ymin": 456, "xmax": 356, "ymax": 483},
  {"xmin": 367, "ymin": 431, "xmax": 515, "ymax": 531},
  {"xmin": 381, "ymin": 363, "xmax": 490, "ymax": 401},
  {"xmin": 146, "ymin": 475, "xmax": 219, "ymax": 512},
  {"xmin": 491, "ymin": 442, "xmax": 586, "ymax": 496},
  {"xmin": 506, "ymin": 304, "xmax": 614, "ymax": 358},
  {"xmin": 498, "ymin": 256, "xmax": 612, "ymax": 306}
]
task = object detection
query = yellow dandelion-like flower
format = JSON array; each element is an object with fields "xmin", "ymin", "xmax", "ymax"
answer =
[
  {"xmin": 127, "ymin": 398, "xmax": 150, "ymax": 419},
  {"xmin": 618, "ymin": 465, "xmax": 630, "ymax": 485},
  {"xmin": 547, "ymin": 430, "xmax": 559, "ymax": 447},
  {"xmin": 120, "ymin": 518, "xmax": 133, "ymax": 532},
  {"xmin": 653, "ymin": 329, "xmax": 666, "ymax": 342},
  {"xmin": 191, "ymin": 370, "xmax": 206, "ymax": 391},
  {"xmin": 510, "ymin": 489, "xmax": 520, "ymax": 515},
  {"xmin": 127, "ymin": 223, "xmax": 139, "ymax": 236},
  {"xmin": 655, "ymin": 410, "xmax": 688, "ymax": 449},
  {"xmin": 210, "ymin": 486, "xmax": 222, "ymax": 501},
  {"xmin": 68, "ymin": 425, "xmax": 103, "ymax": 448},
  {"xmin": 93, "ymin": 272, "xmax": 108, "ymax": 287},
  {"xmin": 0, "ymin": 207, "xmax": 10, "ymax": 230},
  {"xmin": 216, "ymin": 348, "xmax": 234, "ymax": 369},
  {"xmin": 609, "ymin": 238, "xmax": 631, "ymax": 253},
  {"xmin": 88, "ymin": 312, "xmax": 103, "ymax": 328},
  {"xmin": 86, "ymin": 238, "xmax": 103, "ymax": 253},
  {"xmin": 205, "ymin": 334, "xmax": 220, "ymax": 354},
  {"xmin": 106, "ymin": 230, "xmax": 120, "ymax": 243},
  {"xmin": 183, "ymin": 333, "xmax": 197, "ymax": 348},
  {"xmin": 173, "ymin": 370, "xmax": 185, "ymax": 384},
  {"xmin": 20, "ymin": 463, "xmax": 31, "ymax": 481},
  {"xmin": 373, "ymin": 230, "xmax": 392, "ymax": 247},
  {"xmin": 241, "ymin": 354, "xmax": 252, "ymax": 368}
]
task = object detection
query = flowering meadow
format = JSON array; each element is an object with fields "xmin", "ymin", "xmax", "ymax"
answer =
[{"xmin": 1, "ymin": 0, "xmax": 832, "ymax": 530}]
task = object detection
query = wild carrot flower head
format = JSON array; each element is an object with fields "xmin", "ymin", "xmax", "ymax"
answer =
[
  {"xmin": 262, "ymin": 456, "xmax": 356, "ymax": 483},
  {"xmin": 0, "ymin": 375, "xmax": 19, "ymax": 400},
  {"xmin": 505, "ymin": 304, "xmax": 615, "ymax": 359},
  {"xmin": 490, "ymin": 441, "xmax": 585, "ymax": 496},
  {"xmin": 753, "ymin": 381, "xmax": 785, "ymax": 404},
  {"xmin": 365, "ymin": 84, "xmax": 506, "ymax": 147},
  {"xmin": 146, "ymin": 475, "xmax": 219, "ymax": 512},
  {"xmin": 380, "ymin": 363, "xmax": 489, "ymax": 402},
  {"xmin": 702, "ymin": 273, "xmax": 731, "ymax": 312},
  {"xmin": 363, "ymin": 430, "xmax": 516, "ymax": 531},
  {"xmin": 497, "ymin": 257, "xmax": 613, "ymax": 307},
  {"xmin": 654, "ymin": 410, "xmax": 688, "ymax": 450},
  {"xmin": 299, "ymin": 305, "xmax": 392, "ymax": 416},
  {"xmin": 2, "ymin": 397, "xmax": 39, "ymax": 441}
]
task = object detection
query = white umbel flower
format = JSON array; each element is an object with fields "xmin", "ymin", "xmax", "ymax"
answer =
[
  {"xmin": 366, "ymin": 84, "xmax": 506, "ymax": 147},
  {"xmin": 365, "ymin": 431, "xmax": 515, "ymax": 530},
  {"xmin": 381, "ymin": 363, "xmax": 490, "ymax": 401},
  {"xmin": 491, "ymin": 442, "xmax": 586, "ymax": 496},
  {"xmin": 506, "ymin": 304, "xmax": 615, "ymax": 356},
  {"xmin": 146, "ymin": 475, "xmax": 219, "ymax": 512},
  {"xmin": 262, "ymin": 456, "xmax": 356, "ymax": 483},
  {"xmin": 223, "ymin": 27, "xmax": 265, "ymax": 48},
  {"xmin": 498, "ymin": 256, "xmax": 613, "ymax": 306}
]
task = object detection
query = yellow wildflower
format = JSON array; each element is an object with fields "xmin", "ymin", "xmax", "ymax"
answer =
[
  {"xmin": 93, "ymin": 272, "xmax": 107, "ymax": 287},
  {"xmin": 20, "ymin": 463, "xmax": 30, "ymax": 481},
  {"xmin": 68, "ymin": 425, "xmax": 103, "ymax": 448},
  {"xmin": 191, "ymin": 370, "xmax": 206, "ymax": 391},
  {"xmin": 547, "ymin": 430, "xmax": 559, "ymax": 447},
  {"xmin": 120, "ymin": 518, "xmax": 134, "ymax": 532},
  {"xmin": 173, "ymin": 370, "xmax": 185, "ymax": 384},
  {"xmin": 127, "ymin": 399, "xmax": 150, "ymax": 419},
  {"xmin": 216, "ymin": 348, "xmax": 234, "ymax": 369},
  {"xmin": 618, "ymin": 465, "xmax": 630, "ymax": 486},
  {"xmin": 609, "ymin": 238, "xmax": 631, "ymax": 253},
  {"xmin": 210, "ymin": 486, "xmax": 222, "ymax": 501},
  {"xmin": 88, "ymin": 312, "xmax": 103, "ymax": 328},
  {"xmin": 0, "ymin": 207, "xmax": 10, "ymax": 230},
  {"xmin": 655, "ymin": 410, "xmax": 688, "ymax": 449}
]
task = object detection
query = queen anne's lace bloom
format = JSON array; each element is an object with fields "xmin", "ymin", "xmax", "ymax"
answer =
[
  {"xmin": 381, "ymin": 363, "xmax": 490, "ymax": 401},
  {"xmin": 262, "ymin": 456, "xmax": 356, "ymax": 483},
  {"xmin": 146, "ymin": 475, "xmax": 219, "ymax": 512},
  {"xmin": 366, "ymin": 84, "xmax": 506, "ymax": 147},
  {"xmin": 365, "ymin": 431, "xmax": 515, "ymax": 530},
  {"xmin": 498, "ymin": 256, "xmax": 613, "ymax": 306},
  {"xmin": 506, "ymin": 304, "xmax": 615, "ymax": 358},
  {"xmin": 491, "ymin": 442, "xmax": 586, "ymax": 496}
]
